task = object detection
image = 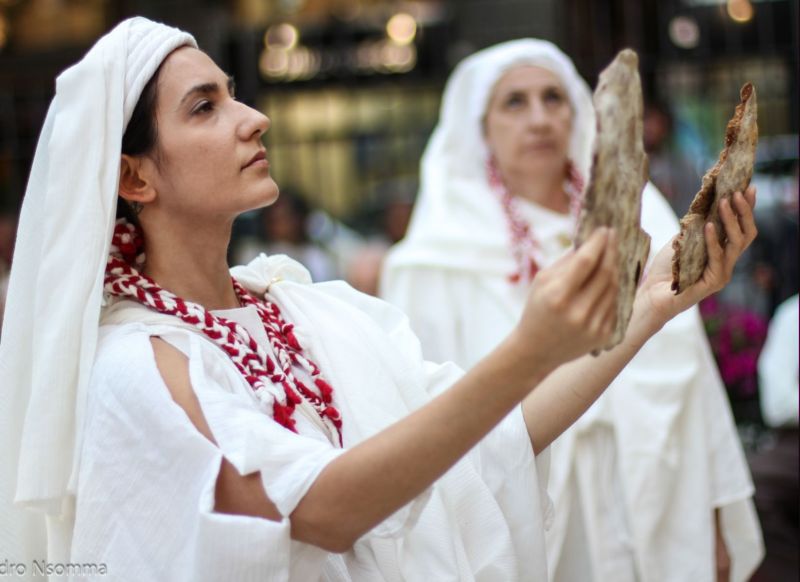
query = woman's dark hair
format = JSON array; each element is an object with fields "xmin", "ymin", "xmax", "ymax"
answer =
[
  {"xmin": 117, "ymin": 61, "xmax": 164, "ymax": 225},
  {"xmin": 122, "ymin": 64, "xmax": 162, "ymax": 157}
]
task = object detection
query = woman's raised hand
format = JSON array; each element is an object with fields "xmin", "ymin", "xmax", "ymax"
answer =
[
  {"xmin": 513, "ymin": 227, "xmax": 620, "ymax": 371},
  {"xmin": 637, "ymin": 186, "xmax": 758, "ymax": 327}
]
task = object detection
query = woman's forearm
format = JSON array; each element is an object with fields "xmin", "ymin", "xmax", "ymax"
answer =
[
  {"xmin": 292, "ymin": 229, "xmax": 620, "ymax": 551},
  {"xmin": 521, "ymin": 296, "xmax": 662, "ymax": 454},
  {"xmin": 291, "ymin": 331, "xmax": 554, "ymax": 551}
]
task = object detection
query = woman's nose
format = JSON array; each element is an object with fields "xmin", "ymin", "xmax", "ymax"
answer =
[
  {"xmin": 527, "ymin": 100, "xmax": 550, "ymax": 129},
  {"xmin": 239, "ymin": 103, "xmax": 271, "ymax": 140}
]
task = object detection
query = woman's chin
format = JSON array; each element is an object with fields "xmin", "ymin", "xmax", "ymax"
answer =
[
  {"xmin": 514, "ymin": 159, "xmax": 567, "ymax": 179},
  {"xmin": 259, "ymin": 177, "xmax": 281, "ymax": 206}
]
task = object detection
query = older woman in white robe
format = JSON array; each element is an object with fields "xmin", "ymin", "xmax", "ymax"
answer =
[{"xmin": 382, "ymin": 39, "xmax": 764, "ymax": 582}]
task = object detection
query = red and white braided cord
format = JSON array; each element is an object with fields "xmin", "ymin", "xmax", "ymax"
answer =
[
  {"xmin": 487, "ymin": 157, "xmax": 585, "ymax": 284},
  {"xmin": 487, "ymin": 158, "xmax": 541, "ymax": 283},
  {"xmin": 104, "ymin": 219, "xmax": 343, "ymax": 445}
]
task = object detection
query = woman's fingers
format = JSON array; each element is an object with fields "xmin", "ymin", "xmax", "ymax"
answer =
[
  {"xmin": 575, "ymin": 229, "xmax": 618, "ymax": 311},
  {"xmin": 562, "ymin": 228, "xmax": 610, "ymax": 290},
  {"xmin": 518, "ymin": 227, "xmax": 620, "ymax": 365},
  {"xmin": 732, "ymin": 190, "xmax": 758, "ymax": 243},
  {"xmin": 704, "ymin": 222, "xmax": 726, "ymax": 287},
  {"xmin": 563, "ymin": 229, "xmax": 618, "ymax": 348},
  {"xmin": 719, "ymin": 197, "xmax": 745, "ymax": 252},
  {"xmin": 743, "ymin": 185, "xmax": 757, "ymax": 209},
  {"xmin": 703, "ymin": 187, "xmax": 758, "ymax": 290}
]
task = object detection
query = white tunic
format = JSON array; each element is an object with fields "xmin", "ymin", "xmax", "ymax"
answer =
[
  {"xmin": 382, "ymin": 186, "xmax": 764, "ymax": 582},
  {"xmin": 69, "ymin": 255, "xmax": 552, "ymax": 581}
]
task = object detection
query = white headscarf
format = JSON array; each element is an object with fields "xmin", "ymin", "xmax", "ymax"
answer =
[
  {"xmin": 0, "ymin": 16, "xmax": 195, "ymax": 562},
  {"xmin": 384, "ymin": 39, "xmax": 595, "ymax": 276}
]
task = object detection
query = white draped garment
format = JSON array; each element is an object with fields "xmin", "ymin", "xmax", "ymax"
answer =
[
  {"xmin": 381, "ymin": 38, "xmax": 763, "ymax": 582},
  {"xmin": 383, "ymin": 185, "xmax": 764, "ymax": 582},
  {"xmin": 68, "ymin": 254, "xmax": 553, "ymax": 581}
]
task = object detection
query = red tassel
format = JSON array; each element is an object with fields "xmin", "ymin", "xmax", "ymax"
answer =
[
  {"xmin": 285, "ymin": 329, "xmax": 301, "ymax": 351},
  {"xmin": 272, "ymin": 402, "xmax": 298, "ymax": 432},
  {"xmin": 283, "ymin": 383, "xmax": 302, "ymax": 405},
  {"xmin": 315, "ymin": 378, "xmax": 333, "ymax": 401}
]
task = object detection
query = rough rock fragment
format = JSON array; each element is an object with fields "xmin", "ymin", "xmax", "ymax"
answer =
[
  {"xmin": 575, "ymin": 48, "xmax": 651, "ymax": 351},
  {"xmin": 671, "ymin": 83, "xmax": 758, "ymax": 294}
]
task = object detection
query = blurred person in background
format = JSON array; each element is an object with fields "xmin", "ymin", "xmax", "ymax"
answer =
[
  {"xmin": 758, "ymin": 294, "xmax": 799, "ymax": 429},
  {"xmin": 747, "ymin": 293, "xmax": 799, "ymax": 582},
  {"xmin": 343, "ymin": 241, "xmax": 389, "ymax": 296},
  {"xmin": 0, "ymin": 17, "xmax": 758, "ymax": 581},
  {"xmin": 382, "ymin": 39, "xmax": 763, "ymax": 582},
  {"xmin": 643, "ymin": 100, "xmax": 703, "ymax": 216},
  {"xmin": 232, "ymin": 187, "xmax": 339, "ymax": 282},
  {"xmin": 376, "ymin": 181, "xmax": 416, "ymax": 246},
  {"xmin": 343, "ymin": 181, "xmax": 416, "ymax": 297}
]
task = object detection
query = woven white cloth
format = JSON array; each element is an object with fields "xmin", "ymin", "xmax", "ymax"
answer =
[
  {"xmin": 0, "ymin": 17, "xmax": 195, "ymax": 570},
  {"xmin": 381, "ymin": 39, "xmax": 764, "ymax": 582}
]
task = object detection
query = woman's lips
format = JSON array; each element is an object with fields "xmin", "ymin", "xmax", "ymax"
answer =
[
  {"xmin": 522, "ymin": 141, "xmax": 558, "ymax": 152},
  {"xmin": 243, "ymin": 150, "xmax": 269, "ymax": 169}
]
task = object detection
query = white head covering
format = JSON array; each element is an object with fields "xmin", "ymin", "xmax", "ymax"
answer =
[
  {"xmin": 384, "ymin": 39, "xmax": 595, "ymax": 276},
  {"xmin": 0, "ymin": 16, "xmax": 195, "ymax": 561}
]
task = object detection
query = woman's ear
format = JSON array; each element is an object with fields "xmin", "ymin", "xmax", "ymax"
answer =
[{"xmin": 119, "ymin": 154, "xmax": 157, "ymax": 206}]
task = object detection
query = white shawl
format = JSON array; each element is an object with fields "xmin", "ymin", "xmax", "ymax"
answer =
[{"xmin": 0, "ymin": 17, "xmax": 195, "ymax": 568}]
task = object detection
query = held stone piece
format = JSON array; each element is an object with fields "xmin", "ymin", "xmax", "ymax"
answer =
[
  {"xmin": 671, "ymin": 83, "xmax": 758, "ymax": 294},
  {"xmin": 575, "ymin": 48, "xmax": 651, "ymax": 351}
]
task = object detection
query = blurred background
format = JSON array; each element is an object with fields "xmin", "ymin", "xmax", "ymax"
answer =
[{"xmin": 0, "ymin": 1, "xmax": 796, "ymax": 579}]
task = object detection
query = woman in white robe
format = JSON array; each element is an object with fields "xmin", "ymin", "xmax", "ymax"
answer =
[
  {"xmin": 0, "ymin": 20, "xmax": 757, "ymax": 582},
  {"xmin": 382, "ymin": 39, "xmax": 764, "ymax": 582}
]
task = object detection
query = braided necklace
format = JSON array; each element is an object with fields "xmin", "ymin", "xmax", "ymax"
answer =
[
  {"xmin": 104, "ymin": 219, "xmax": 343, "ymax": 446},
  {"xmin": 487, "ymin": 157, "xmax": 585, "ymax": 284}
]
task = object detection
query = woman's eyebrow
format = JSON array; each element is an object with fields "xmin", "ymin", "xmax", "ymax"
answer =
[{"xmin": 178, "ymin": 76, "xmax": 236, "ymax": 109}]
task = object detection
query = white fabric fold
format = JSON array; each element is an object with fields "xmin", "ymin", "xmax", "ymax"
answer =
[
  {"xmin": 0, "ymin": 15, "xmax": 195, "ymax": 570},
  {"xmin": 71, "ymin": 324, "xmax": 299, "ymax": 582}
]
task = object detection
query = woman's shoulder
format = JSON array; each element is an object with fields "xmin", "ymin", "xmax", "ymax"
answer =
[{"xmin": 91, "ymin": 324, "xmax": 170, "ymax": 389}]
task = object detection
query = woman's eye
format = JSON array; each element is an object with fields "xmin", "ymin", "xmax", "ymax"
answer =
[
  {"xmin": 192, "ymin": 100, "xmax": 214, "ymax": 115},
  {"xmin": 504, "ymin": 93, "xmax": 526, "ymax": 108},
  {"xmin": 543, "ymin": 89, "xmax": 566, "ymax": 105}
]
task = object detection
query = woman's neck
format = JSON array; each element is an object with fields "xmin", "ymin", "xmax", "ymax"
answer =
[
  {"xmin": 139, "ymin": 214, "xmax": 240, "ymax": 311},
  {"xmin": 503, "ymin": 170, "xmax": 570, "ymax": 215}
]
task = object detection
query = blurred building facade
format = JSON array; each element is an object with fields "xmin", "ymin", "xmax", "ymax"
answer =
[{"xmin": 0, "ymin": 0, "xmax": 796, "ymax": 218}]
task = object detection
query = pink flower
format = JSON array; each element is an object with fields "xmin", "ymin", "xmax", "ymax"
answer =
[{"xmin": 700, "ymin": 297, "xmax": 769, "ymax": 399}]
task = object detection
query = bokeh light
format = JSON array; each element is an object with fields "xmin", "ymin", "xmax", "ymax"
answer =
[
  {"xmin": 386, "ymin": 13, "xmax": 416, "ymax": 46},
  {"xmin": 727, "ymin": 0, "xmax": 754, "ymax": 23}
]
